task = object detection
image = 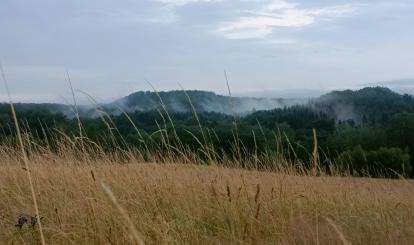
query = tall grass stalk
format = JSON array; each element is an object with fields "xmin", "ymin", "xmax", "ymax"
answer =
[
  {"xmin": 101, "ymin": 181, "xmax": 145, "ymax": 245},
  {"xmin": 0, "ymin": 63, "xmax": 46, "ymax": 245}
]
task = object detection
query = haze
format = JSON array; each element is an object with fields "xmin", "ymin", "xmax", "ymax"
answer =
[{"xmin": 1, "ymin": 0, "xmax": 414, "ymax": 102}]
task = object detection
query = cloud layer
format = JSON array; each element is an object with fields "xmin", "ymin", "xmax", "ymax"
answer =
[
  {"xmin": 1, "ymin": 0, "xmax": 414, "ymax": 102},
  {"xmin": 216, "ymin": 0, "xmax": 355, "ymax": 39}
]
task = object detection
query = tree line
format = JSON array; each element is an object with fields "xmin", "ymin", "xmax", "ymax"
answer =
[{"xmin": 1, "ymin": 87, "xmax": 414, "ymax": 177}]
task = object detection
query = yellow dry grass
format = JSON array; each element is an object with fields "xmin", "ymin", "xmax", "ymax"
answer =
[{"xmin": 1, "ymin": 155, "xmax": 414, "ymax": 244}]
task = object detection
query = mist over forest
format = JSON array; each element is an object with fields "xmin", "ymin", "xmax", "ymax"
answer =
[{"xmin": 1, "ymin": 86, "xmax": 414, "ymax": 177}]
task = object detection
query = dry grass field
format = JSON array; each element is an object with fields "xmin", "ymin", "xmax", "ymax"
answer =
[{"xmin": 1, "ymin": 152, "xmax": 414, "ymax": 244}]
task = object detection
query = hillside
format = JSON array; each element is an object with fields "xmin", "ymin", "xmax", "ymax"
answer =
[
  {"xmin": 312, "ymin": 87, "xmax": 414, "ymax": 123},
  {"xmin": 3, "ymin": 87, "xmax": 413, "ymax": 121},
  {"xmin": 110, "ymin": 90, "xmax": 303, "ymax": 115},
  {"xmin": 0, "ymin": 90, "xmax": 304, "ymax": 117}
]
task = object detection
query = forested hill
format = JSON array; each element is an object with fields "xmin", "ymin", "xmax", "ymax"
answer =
[
  {"xmin": 1, "ymin": 87, "xmax": 413, "ymax": 122},
  {"xmin": 110, "ymin": 90, "xmax": 303, "ymax": 115},
  {"xmin": 109, "ymin": 87, "xmax": 414, "ymax": 120},
  {"xmin": 311, "ymin": 87, "xmax": 414, "ymax": 124},
  {"xmin": 0, "ymin": 90, "xmax": 304, "ymax": 117},
  {"xmin": 1, "ymin": 87, "xmax": 414, "ymax": 122}
]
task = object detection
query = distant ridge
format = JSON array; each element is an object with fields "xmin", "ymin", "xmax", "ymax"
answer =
[
  {"xmin": 311, "ymin": 87, "xmax": 414, "ymax": 123},
  {"xmin": 109, "ymin": 90, "xmax": 304, "ymax": 115},
  {"xmin": 360, "ymin": 79, "xmax": 414, "ymax": 95},
  {"xmin": 2, "ymin": 87, "xmax": 414, "ymax": 121}
]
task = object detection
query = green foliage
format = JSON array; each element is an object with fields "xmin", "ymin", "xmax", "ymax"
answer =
[
  {"xmin": 313, "ymin": 87, "xmax": 414, "ymax": 124},
  {"xmin": 386, "ymin": 112, "xmax": 414, "ymax": 148},
  {"xmin": 338, "ymin": 146, "xmax": 411, "ymax": 177},
  {"xmin": 326, "ymin": 125, "xmax": 387, "ymax": 152}
]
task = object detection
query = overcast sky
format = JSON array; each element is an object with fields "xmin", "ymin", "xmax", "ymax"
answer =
[{"xmin": 1, "ymin": 0, "xmax": 414, "ymax": 102}]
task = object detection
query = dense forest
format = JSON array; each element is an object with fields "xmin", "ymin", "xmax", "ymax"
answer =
[{"xmin": 1, "ymin": 87, "xmax": 414, "ymax": 177}]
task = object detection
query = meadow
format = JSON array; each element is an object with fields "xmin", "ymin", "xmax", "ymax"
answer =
[{"xmin": 1, "ymin": 136, "xmax": 414, "ymax": 244}]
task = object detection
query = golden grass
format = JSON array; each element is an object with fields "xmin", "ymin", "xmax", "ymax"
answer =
[{"xmin": 1, "ymin": 155, "xmax": 414, "ymax": 244}]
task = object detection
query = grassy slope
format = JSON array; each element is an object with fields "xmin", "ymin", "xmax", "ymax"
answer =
[{"xmin": 1, "ymin": 157, "xmax": 414, "ymax": 244}]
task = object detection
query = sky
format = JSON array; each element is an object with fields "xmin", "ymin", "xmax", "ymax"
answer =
[{"xmin": 1, "ymin": 0, "xmax": 414, "ymax": 102}]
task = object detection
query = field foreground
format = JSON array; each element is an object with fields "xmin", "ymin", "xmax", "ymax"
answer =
[{"xmin": 1, "ymin": 160, "xmax": 414, "ymax": 244}]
